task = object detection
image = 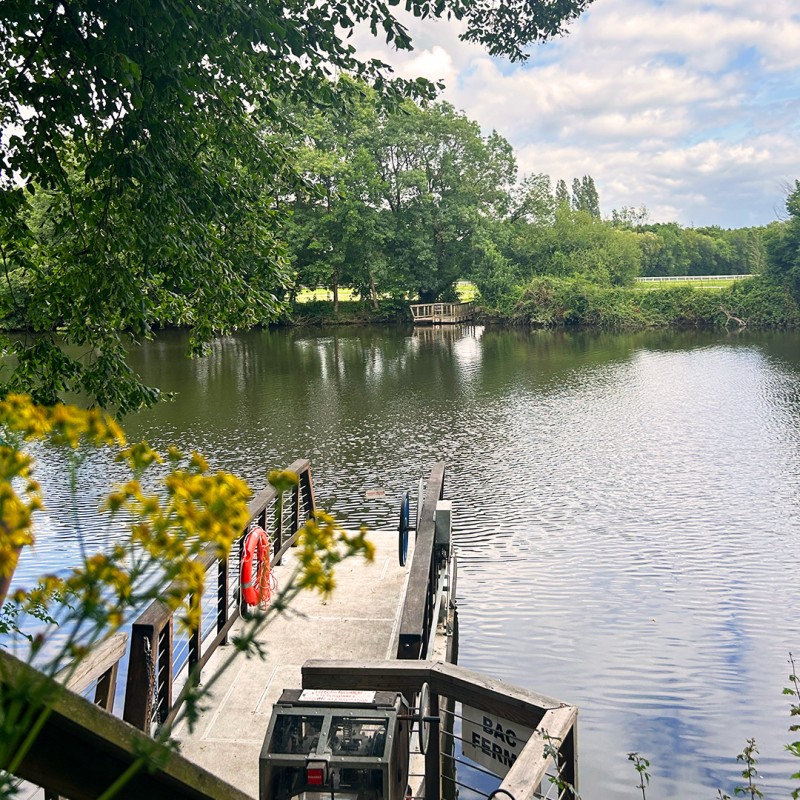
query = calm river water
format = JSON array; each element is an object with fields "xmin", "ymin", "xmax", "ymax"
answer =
[{"xmin": 11, "ymin": 325, "xmax": 800, "ymax": 798}]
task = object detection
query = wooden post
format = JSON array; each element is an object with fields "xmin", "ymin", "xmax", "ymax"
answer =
[
  {"xmin": 560, "ymin": 716, "xmax": 579, "ymax": 798},
  {"xmin": 299, "ymin": 465, "xmax": 316, "ymax": 521},
  {"xmin": 188, "ymin": 596, "xmax": 201, "ymax": 684},
  {"xmin": 424, "ymin": 690, "xmax": 441, "ymax": 800},
  {"xmin": 123, "ymin": 623, "xmax": 156, "ymax": 730},
  {"xmin": 157, "ymin": 618, "xmax": 173, "ymax": 724},
  {"xmin": 93, "ymin": 662, "xmax": 119, "ymax": 712}
]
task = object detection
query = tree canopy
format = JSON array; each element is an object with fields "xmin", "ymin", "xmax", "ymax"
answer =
[
  {"xmin": 765, "ymin": 180, "xmax": 800, "ymax": 301},
  {"xmin": 283, "ymin": 85, "xmax": 520, "ymax": 304},
  {"xmin": 0, "ymin": 0, "xmax": 596, "ymax": 410}
]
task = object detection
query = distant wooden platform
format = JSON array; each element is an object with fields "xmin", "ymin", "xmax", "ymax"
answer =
[{"xmin": 410, "ymin": 301, "xmax": 474, "ymax": 324}]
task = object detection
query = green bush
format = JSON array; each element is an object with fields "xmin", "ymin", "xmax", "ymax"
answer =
[
  {"xmin": 491, "ymin": 275, "xmax": 799, "ymax": 330},
  {"xmin": 281, "ymin": 299, "xmax": 411, "ymax": 326}
]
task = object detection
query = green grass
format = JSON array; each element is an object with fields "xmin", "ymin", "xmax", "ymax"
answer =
[
  {"xmin": 294, "ymin": 280, "xmax": 479, "ymax": 303},
  {"xmin": 456, "ymin": 281, "xmax": 478, "ymax": 301},
  {"xmin": 295, "ymin": 286, "xmax": 362, "ymax": 302},
  {"xmin": 635, "ymin": 277, "xmax": 751, "ymax": 291}
]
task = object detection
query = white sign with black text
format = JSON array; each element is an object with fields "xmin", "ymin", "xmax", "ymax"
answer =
[{"xmin": 461, "ymin": 706, "xmax": 535, "ymax": 778}]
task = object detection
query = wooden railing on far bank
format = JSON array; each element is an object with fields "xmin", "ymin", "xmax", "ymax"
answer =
[
  {"xmin": 410, "ymin": 302, "xmax": 474, "ymax": 324},
  {"xmin": 122, "ymin": 459, "xmax": 316, "ymax": 732}
]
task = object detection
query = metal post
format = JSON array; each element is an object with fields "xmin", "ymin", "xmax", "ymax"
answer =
[
  {"xmin": 424, "ymin": 691, "xmax": 441, "ymax": 800},
  {"xmin": 218, "ymin": 555, "xmax": 229, "ymax": 645}
]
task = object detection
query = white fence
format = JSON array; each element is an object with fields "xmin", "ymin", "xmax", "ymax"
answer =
[{"xmin": 636, "ymin": 274, "xmax": 752, "ymax": 282}]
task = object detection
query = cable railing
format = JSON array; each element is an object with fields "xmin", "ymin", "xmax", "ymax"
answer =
[
  {"xmin": 302, "ymin": 659, "xmax": 579, "ymax": 800},
  {"xmin": 439, "ymin": 702, "xmax": 573, "ymax": 800},
  {"xmin": 122, "ymin": 458, "xmax": 316, "ymax": 733}
]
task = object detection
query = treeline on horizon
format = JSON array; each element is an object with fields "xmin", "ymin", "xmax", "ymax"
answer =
[
  {"xmin": 4, "ymin": 0, "xmax": 800, "ymax": 412},
  {"xmin": 3, "ymin": 80, "xmax": 800, "ymax": 339},
  {"xmin": 271, "ymin": 82, "xmax": 800, "ymax": 330}
]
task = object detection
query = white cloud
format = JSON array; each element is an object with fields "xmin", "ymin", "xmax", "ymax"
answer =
[
  {"xmin": 393, "ymin": 45, "xmax": 459, "ymax": 85},
  {"xmin": 347, "ymin": 0, "xmax": 800, "ymax": 227}
]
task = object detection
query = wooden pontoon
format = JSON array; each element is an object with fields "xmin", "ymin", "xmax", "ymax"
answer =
[{"xmin": 410, "ymin": 302, "xmax": 474, "ymax": 324}]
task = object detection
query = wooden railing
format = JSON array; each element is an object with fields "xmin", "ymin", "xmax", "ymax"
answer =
[
  {"xmin": 396, "ymin": 462, "xmax": 446, "ymax": 661},
  {"xmin": 0, "ymin": 649, "xmax": 251, "ymax": 800},
  {"xmin": 410, "ymin": 302, "xmax": 474, "ymax": 323},
  {"xmin": 123, "ymin": 459, "xmax": 316, "ymax": 732},
  {"xmin": 302, "ymin": 659, "xmax": 579, "ymax": 800},
  {"xmin": 55, "ymin": 630, "xmax": 128, "ymax": 712}
]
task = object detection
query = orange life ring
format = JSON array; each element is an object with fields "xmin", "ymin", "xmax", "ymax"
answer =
[{"xmin": 240, "ymin": 526, "xmax": 272, "ymax": 609}]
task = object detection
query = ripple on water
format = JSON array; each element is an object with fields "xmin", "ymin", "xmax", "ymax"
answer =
[{"xmin": 9, "ymin": 328, "xmax": 800, "ymax": 799}]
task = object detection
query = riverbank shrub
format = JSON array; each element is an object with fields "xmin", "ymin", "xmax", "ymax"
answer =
[
  {"xmin": 280, "ymin": 299, "xmax": 411, "ymax": 326},
  {"xmin": 480, "ymin": 275, "xmax": 799, "ymax": 330}
]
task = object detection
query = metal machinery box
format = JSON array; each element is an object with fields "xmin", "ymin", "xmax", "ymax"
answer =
[
  {"xmin": 434, "ymin": 500, "xmax": 452, "ymax": 549},
  {"xmin": 259, "ymin": 689, "xmax": 410, "ymax": 800}
]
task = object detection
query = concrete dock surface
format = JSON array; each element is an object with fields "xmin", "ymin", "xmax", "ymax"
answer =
[{"xmin": 172, "ymin": 529, "xmax": 414, "ymax": 798}]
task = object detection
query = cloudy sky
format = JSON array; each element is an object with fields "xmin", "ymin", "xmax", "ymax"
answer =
[{"xmin": 352, "ymin": 0, "xmax": 800, "ymax": 229}]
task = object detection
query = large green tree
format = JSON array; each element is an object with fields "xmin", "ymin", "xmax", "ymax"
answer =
[
  {"xmin": 283, "ymin": 85, "xmax": 395, "ymax": 312},
  {"xmin": 1, "ymin": 0, "xmax": 596, "ymax": 410},
  {"xmin": 286, "ymin": 92, "xmax": 517, "ymax": 304},
  {"xmin": 377, "ymin": 101, "xmax": 516, "ymax": 301},
  {"xmin": 765, "ymin": 180, "xmax": 800, "ymax": 300}
]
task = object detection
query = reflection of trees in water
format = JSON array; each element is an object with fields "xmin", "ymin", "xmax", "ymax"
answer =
[{"xmin": 476, "ymin": 327, "xmax": 779, "ymax": 395}]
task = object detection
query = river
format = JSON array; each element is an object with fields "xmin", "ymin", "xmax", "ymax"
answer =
[{"xmin": 10, "ymin": 325, "xmax": 800, "ymax": 798}]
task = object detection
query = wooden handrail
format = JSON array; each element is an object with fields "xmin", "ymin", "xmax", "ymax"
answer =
[
  {"xmin": 302, "ymin": 659, "xmax": 566, "ymax": 726},
  {"xmin": 301, "ymin": 659, "xmax": 578, "ymax": 799},
  {"xmin": 55, "ymin": 631, "xmax": 128, "ymax": 711},
  {"xmin": 499, "ymin": 706, "xmax": 578, "ymax": 800},
  {"xmin": 123, "ymin": 459, "xmax": 316, "ymax": 732},
  {"xmin": 396, "ymin": 462, "xmax": 446, "ymax": 660},
  {"xmin": 0, "ymin": 650, "xmax": 253, "ymax": 800}
]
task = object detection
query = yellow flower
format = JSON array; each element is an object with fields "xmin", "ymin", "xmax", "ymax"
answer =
[
  {"xmin": 118, "ymin": 441, "xmax": 163, "ymax": 471},
  {"xmin": 268, "ymin": 469, "xmax": 299, "ymax": 493}
]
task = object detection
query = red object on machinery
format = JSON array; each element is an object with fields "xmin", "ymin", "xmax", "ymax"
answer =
[{"xmin": 306, "ymin": 767, "xmax": 324, "ymax": 786}]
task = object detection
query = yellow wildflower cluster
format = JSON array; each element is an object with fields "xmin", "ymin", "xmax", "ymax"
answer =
[
  {"xmin": 104, "ymin": 445, "xmax": 251, "ymax": 632},
  {"xmin": 0, "ymin": 394, "xmax": 125, "ymax": 449},
  {"xmin": 0, "ymin": 447, "xmax": 41, "ymax": 578},
  {"xmin": 61, "ymin": 549, "xmax": 133, "ymax": 629},
  {"xmin": 267, "ymin": 469, "xmax": 299, "ymax": 493},
  {"xmin": 295, "ymin": 512, "xmax": 374, "ymax": 597},
  {"xmin": 0, "ymin": 395, "xmax": 252, "ymax": 638},
  {"xmin": 1, "ymin": 394, "xmax": 124, "ymax": 581},
  {"xmin": 106, "ymin": 451, "xmax": 250, "ymax": 561}
]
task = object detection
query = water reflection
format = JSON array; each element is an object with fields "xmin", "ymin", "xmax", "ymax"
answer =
[{"xmin": 10, "ymin": 325, "xmax": 800, "ymax": 798}]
